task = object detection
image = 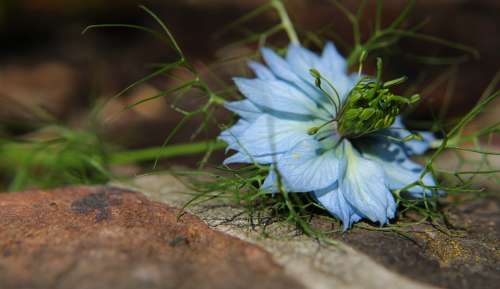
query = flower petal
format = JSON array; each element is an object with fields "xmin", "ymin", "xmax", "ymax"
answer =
[
  {"xmin": 218, "ymin": 119, "xmax": 250, "ymax": 152},
  {"xmin": 313, "ymin": 183, "xmax": 362, "ymax": 231},
  {"xmin": 339, "ymin": 141, "xmax": 396, "ymax": 224},
  {"xmin": 286, "ymin": 44, "xmax": 343, "ymax": 112},
  {"xmin": 262, "ymin": 169, "xmax": 279, "ymax": 193},
  {"xmin": 383, "ymin": 117, "xmax": 435, "ymax": 156},
  {"xmin": 261, "ymin": 47, "xmax": 301, "ymax": 83},
  {"xmin": 248, "ymin": 61, "xmax": 276, "ymax": 80},
  {"xmin": 223, "ymin": 151, "xmax": 275, "ymax": 165},
  {"xmin": 234, "ymin": 114, "xmax": 319, "ymax": 157},
  {"xmin": 286, "ymin": 44, "xmax": 321, "ymax": 81},
  {"xmin": 319, "ymin": 42, "xmax": 360, "ymax": 101},
  {"xmin": 261, "ymin": 47, "xmax": 328, "ymax": 105},
  {"xmin": 321, "ymin": 42, "xmax": 347, "ymax": 75},
  {"xmin": 224, "ymin": 100, "xmax": 262, "ymax": 121},
  {"xmin": 356, "ymin": 136, "xmax": 438, "ymax": 197},
  {"xmin": 233, "ymin": 77, "xmax": 322, "ymax": 117},
  {"xmin": 275, "ymin": 139, "xmax": 342, "ymax": 192}
]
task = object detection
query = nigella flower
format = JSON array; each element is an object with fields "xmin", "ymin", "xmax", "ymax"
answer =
[{"xmin": 219, "ymin": 42, "xmax": 439, "ymax": 230}]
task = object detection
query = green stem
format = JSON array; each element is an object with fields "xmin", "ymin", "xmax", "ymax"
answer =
[
  {"xmin": 110, "ymin": 140, "xmax": 226, "ymax": 165},
  {"xmin": 272, "ymin": 0, "xmax": 299, "ymax": 45}
]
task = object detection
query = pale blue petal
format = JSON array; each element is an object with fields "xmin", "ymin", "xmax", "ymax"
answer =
[
  {"xmin": 262, "ymin": 169, "xmax": 279, "ymax": 193},
  {"xmin": 235, "ymin": 114, "xmax": 320, "ymax": 157},
  {"xmin": 319, "ymin": 42, "xmax": 360, "ymax": 101},
  {"xmin": 224, "ymin": 100, "xmax": 262, "ymax": 121},
  {"xmin": 357, "ymin": 137, "xmax": 437, "ymax": 197},
  {"xmin": 384, "ymin": 117, "xmax": 435, "ymax": 156},
  {"xmin": 248, "ymin": 61, "xmax": 276, "ymax": 80},
  {"xmin": 321, "ymin": 42, "xmax": 347, "ymax": 74},
  {"xmin": 218, "ymin": 119, "xmax": 250, "ymax": 152},
  {"xmin": 261, "ymin": 47, "xmax": 328, "ymax": 105},
  {"xmin": 405, "ymin": 131, "xmax": 436, "ymax": 155},
  {"xmin": 261, "ymin": 47, "xmax": 301, "ymax": 83},
  {"xmin": 286, "ymin": 44, "xmax": 343, "ymax": 112},
  {"xmin": 223, "ymin": 151, "xmax": 275, "ymax": 165},
  {"xmin": 286, "ymin": 44, "xmax": 321, "ymax": 81},
  {"xmin": 261, "ymin": 168, "xmax": 298, "ymax": 194},
  {"xmin": 285, "ymin": 43, "xmax": 359, "ymax": 108},
  {"xmin": 339, "ymin": 141, "xmax": 396, "ymax": 224},
  {"xmin": 275, "ymin": 139, "xmax": 342, "ymax": 192},
  {"xmin": 366, "ymin": 154, "xmax": 436, "ymax": 198},
  {"xmin": 313, "ymin": 183, "xmax": 363, "ymax": 231},
  {"xmin": 233, "ymin": 77, "xmax": 321, "ymax": 117}
]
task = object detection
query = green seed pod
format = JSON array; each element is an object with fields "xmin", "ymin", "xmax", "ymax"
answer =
[
  {"xmin": 308, "ymin": 126, "xmax": 320, "ymax": 135},
  {"xmin": 355, "ymin": 121, "xmax": 366, "ymax": 133},
  {"xmin": 315, "ymin": 78, "xmax": 321, "ymax": 87},
  {"xmin": 309, "ymin": 68, "xmax": 321, "ymax": 79},
  {"xmin": 384, "ymin": 115, "xmax": 395, "ymax": 127},
  {"xmin": 374, "ymin": 119, "xmax": 385, "ymax": 129},
  {"xmin": 360, "ymin": 108, "xmax": 376, "ymax": 120},
  {"xmin": 343, "ymin": 108, "xmax": 361, "ymax": 120},
  {"xmin": 390, "ymin": 106, "xmax": 400, "ymax": 115},
  {"xmin": 383, "ymin": 76, "xmax": 407, "ymax": 88},
  {"xmin": 409, "ymin": 94, "xmax": 420, "ymax": 104}
]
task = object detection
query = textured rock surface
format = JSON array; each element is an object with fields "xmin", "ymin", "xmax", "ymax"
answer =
[
  {"xmin": 125, "ymin": 174, "xmax": 439, "ymax": 289},
  {"xmin": 0, "ymin": 186, "xmax": 304, "ymax": 289},
  {"xmin": 125, "ymin": 174, "xmax": 500, "ymax": 289},
  {"xmin": 1, "ymin": 177, "xmax": 498, "ymax": 289}
]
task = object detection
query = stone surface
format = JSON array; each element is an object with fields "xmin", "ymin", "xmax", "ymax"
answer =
[
  {"xmin": 124, "ymin": 173, "xmax": 500, "ymax": 289},
  {"xmin": 0, "ymin": 186, "xmax": 304, "ymax": 289},
  {"xmin": 339, "ymin": 197, "xmax": 500, "ymax": 289},
  {"xmin": 0, "ymin": 62, "xmax": 80, "ymax": 122},
  {"xmin": 124, "ymin": 174, "xmax": 439, "ymax": 289},
  {"xmin": 0, "ymin": 176, "xmax": 498, "ymax": 289}
]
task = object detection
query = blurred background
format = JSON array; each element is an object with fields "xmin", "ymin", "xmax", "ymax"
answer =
[{"xmin": 0, "ymin": 0, "xmax": 499, "ymax": 190}]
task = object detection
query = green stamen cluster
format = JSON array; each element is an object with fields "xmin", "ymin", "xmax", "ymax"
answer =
[
  {"xmin": 337, "ymin": 77, "xmax": 419, "ymax": 138},
  {"xmin": 309, "ymin": 59, "xmax": 420, "ymax": 139}
]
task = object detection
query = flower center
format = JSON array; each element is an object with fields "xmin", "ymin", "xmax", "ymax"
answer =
[
  {"xmin": 336, "ymin": 77, "xmax": 419, "ymax": 138},
  {"xmin": 309, "ymin": 62, "xmax": 419, "ymax": 140}
]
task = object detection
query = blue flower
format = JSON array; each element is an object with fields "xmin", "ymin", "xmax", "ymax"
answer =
[{"xmin": 219, "ymin": 43, "xmax": 438, "ymax": 230}]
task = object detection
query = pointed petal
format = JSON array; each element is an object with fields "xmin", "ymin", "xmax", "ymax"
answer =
[
  {"xmin": 235, "ymin": 114, "xmax": 319, "ymax": 157},
  {"xmin": 285, "ymin": 43, "xmax": 358, "ymax": 108},
  {"xmin": 339, "ymin": 141, "xmax": 396, "ymax": 224},
  {"xmin": 218, "ymin": 119, "xmax": 250, "ymax": 152},
  {"xmin": 321, "ymin": 42, "xmax": 347, "ymax": 74},
  {"xmin": 248, "ymin": 61, "xmax": 276, "ymax": 80},
  {"xmin": 286, "ymin": 44, "xmax": 321, "ymax": 81},
  {"xmin": 286, "ymin": 44, "xmax": 344, "ymax": 109},
  {"xmin": 261, "ymin": 47, "xmax": 327, "ymax": 105},
  {"xmin": 383, "ymin": 117, "xmax": 435, "ymax": 156},
  {"xmin": 405, "ymin": 131, "xmax": 436, "ymax": 155},
  {"xmin": 223, "ymin": 151, "xmax": 274, "ymax": 165},
  {"xmin": 318, "ymin": 42, "xmax": 359, "ymax": 101},
  {"xmin": 224, "ymin": 100, "xmax": 262, "ymax": 121},
  {"xmin": 233, "ymin": 77, "xmax": 320, "ymax": 117},
  {"xmin": 261, "ymin": 47, "xmax": 302, "ymax": 83},
  {"xmin": 262, "ymin": 169, "xmax": 279, "ymax": 193},
  {"xmin": 313, "ymin": 184, "xmax": 362, "ymax": 231},
  {"xmin": 356, "ymin": 136, "xmax": 438, "ymax": 197},
  {"xmin": 275, "ymin": 139, "xmax": 342, "ymax": 192}
]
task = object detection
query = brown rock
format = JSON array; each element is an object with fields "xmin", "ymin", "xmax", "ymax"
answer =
[
  {"xmin": 0, "ymin": 186, "xmax": 304, "ymax": 289},
  {"xmin": 0, "ymin": 62, "xmax": 80, "ymax": 122}
]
